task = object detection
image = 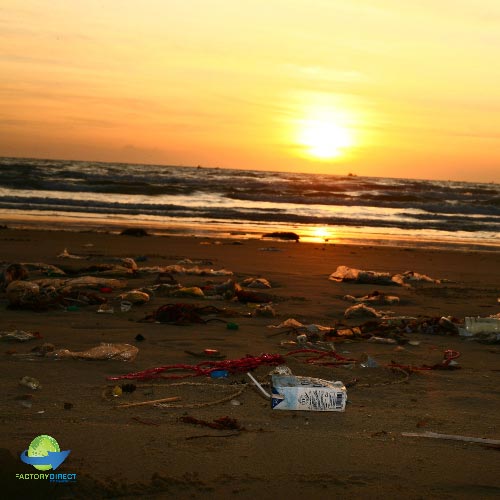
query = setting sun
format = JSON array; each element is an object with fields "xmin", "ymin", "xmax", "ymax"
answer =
[{"xmin": 297, "ymin": 109, "xmax": 354, "ymax": 160}]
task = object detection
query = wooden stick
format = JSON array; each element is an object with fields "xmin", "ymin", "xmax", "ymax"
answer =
[
  {"xmin": 116, "ymin": 396, "xmax": 180, "ymax": 409},
  {"xmin": 402, "ymin": 431, "xmax": 500, "ymax": 445}
]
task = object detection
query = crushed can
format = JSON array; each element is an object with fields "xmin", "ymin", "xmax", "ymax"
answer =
[{"xmin": 271, "ymin": 374, "xmax": 346, "ymax": 412}]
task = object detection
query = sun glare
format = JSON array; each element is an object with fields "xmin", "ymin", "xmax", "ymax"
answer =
[{"xmin": 297, "ymin": 109, "xmax": 354, "ymax": 160}]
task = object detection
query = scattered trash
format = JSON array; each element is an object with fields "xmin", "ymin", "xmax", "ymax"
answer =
[
  {"xmin": 226, "ymin": 322, "xmax": 239, "ymax": 330},
  {"xmin": 97, "ymin": 304, "xmax": 114, "ymax": 314},
  {"xmin": 57, "ymin": 248, "xmax": 85, "ymax": 259},
  {"xmin": 116, "ymin": 396, "xmax": 181, "ymax": 409},
  {"xmin": 140, "ymin": 265, "xmax": 233, "ymax": 276},
  {"xmin": 343, "ymin": 291, "xmax": 400, "ymax": 305},
  {"xmin": 142, "ymin": 303, "xmax": 241, "ymax": 325},
  {"xmin": 210, "ymin": 370, "xmax": 229, "ymax": 379},
  {"xmin": 172, "ymin": 287, "xmax": 205, "ymax": 298},
  {"xmin": 235, "ymin": 288, "xmax": 273, "ymax": 303},
  {"xmin": 121, "ymin": 301, "xmax": 132, "ymax": 312},
  {"xmin": 270, "ymin": 371, "xmax": 346, "ymax": 412},
  {"xmin": 19, "ymin": 376, "xmax": 42, "ymax": 390},
  {"xmin": 242, "ymin": 277, "xmax": 272, "ymax": 289},
  {"xmin": 230, "ymin": 399, "xmax": 241, "ymax": 406},
  {"xmin": 462, "ymin": 316, "xmax": 500, "ymax": 335},
  {"xmin": 330, "ymin": 266, "xmax": 442, "ymax": 287},
  {"xmin": 185, "ymin": 349, "xmax": 226, "ymax": 360},
  {"xmin": 254, "ymin": 304, "xmax": 276, "ymax": 317},
  {"xmin": 0, "ymin": 330, "xmax": 41, "ymax": 342},
  {"xmin": 344, "ymin": 304, "xmax": 386, "ymax": 319},
  {"xmin": 50, "ymin": 343, "xmax": 138, "ymax": 361},
  {"xmin": 262, "ymin": 231, "xmax": 300, "ymax": 242},
  {"xmin": 368, "ymin": 336, "xmax": 397, "ymax": 344},
  {"xmin": 120, "ymin": 228, "xmax": 150, "ymax": 237},
  {"xmin": 330, "ymin": 266, "xmax": 398, "ymax": 286},
  {"xmin": 107, "ymin": 353, "xmax": 285, "ymax": 381},
  {"xmin": 112, "ymin": 386, "xmax": 123, "ymax": 397},
  {"xmin": 119, "ymin": 290, "xmax": 150, "ymax": 304},
  {"xmin": 359, "ymin": 353, "xmax": 379, "ymax": 368},
  {"xmin": 401, "ymin": 431, "xmax": 500, "ymax": 446},
  {"xmin": 0, "ymin": 263, "xmax": 29, "ymax": 289}
]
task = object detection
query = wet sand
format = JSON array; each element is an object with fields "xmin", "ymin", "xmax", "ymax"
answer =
[{"xmin": 1, "ymin": 228, "xmax": 499, "ymax": 499}]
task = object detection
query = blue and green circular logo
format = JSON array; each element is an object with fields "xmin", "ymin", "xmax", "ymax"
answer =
[
  {"xmin": 28, "ymin": 435, "xmax": 60, "ymax": 471},
  {"xmin": 20, "ymin": 434, "xmax": 70, "ymax": 470}
]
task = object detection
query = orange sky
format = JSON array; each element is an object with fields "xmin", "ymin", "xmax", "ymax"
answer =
[{"xmin": 1, "ymin": 0, "xmax": 499, "ymax": 182}]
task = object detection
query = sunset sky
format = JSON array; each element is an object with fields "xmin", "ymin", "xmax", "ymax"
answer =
[{"xmin": 1, "ymin": 0, "xmax": 499, "ymax": 182}]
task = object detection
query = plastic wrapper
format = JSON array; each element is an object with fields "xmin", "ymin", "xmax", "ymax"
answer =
[
  {"xmin": 49, "ymin": 343, "xmax": 138, "ymax": 361},
  {"xmin": 271, "ymin": 374, "xmax": 346, "ymax": 412}
]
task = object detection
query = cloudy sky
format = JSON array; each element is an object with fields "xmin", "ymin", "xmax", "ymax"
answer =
[{"xmin": 1, "ymin": 0, "xmax": 499, "ymax": 181}]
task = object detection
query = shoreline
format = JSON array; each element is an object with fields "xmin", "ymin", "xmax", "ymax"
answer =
[{"xmin": 1, "ymin": 215, "xmax": 499, "ymax": 253}]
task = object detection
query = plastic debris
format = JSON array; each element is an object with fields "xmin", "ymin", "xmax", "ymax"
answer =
[
  {"xmin": 271, "ymin": 372, "xmax": 346, "ymax": 412},
  {"xmin": 107, "ymin": 353, "xmax": 285, "ymax": 381},
  {"xmin": 242, "ymin": 277, "xmax": 272, "ymax": 289},
  {"xmin": 121, "ymin": 301, "xmax": 132, "ymax": 312},
  {"xmin": 462, "ymin": 316, "xmax": 500, "ymax": 335},
  {"xmin": 49, "ymin": 343, "xmax": 138, "ymax": 361},
  {"xmin": 330, "ymin": 266, "xmax": 442, "ymax": 287},
  {"xmin": 19, "ymin": 376, "xmax": 42, "ymax": 390},
  {"xmin": 253, "ymin": 304, "xmax": 276, "ymax": 317},
  {"xmin": 343, "ymin": 291, "xmax": 400, "ymax": 305},
  {"xmin": 344, "ymin": 303, "xmax": 385, "ymax": 319},
  {"xmin": 0, "ymin": 330, "xmax": 41, "ymax": 342},
  {"xmin": 262, "ymin": 231, "xmax": 300, "ymax": 242},
  {"xmin": 269, "ymin": 318, "xmax": 305, "ymax": 329},
  {"xmin": 402, "ymin": 431, "xmax": 500, "ymax": 446},
  {"xmin": 0, "ymin": 263, "xmax": 29, "ymax": 289},
  {"xmin": 119, "ymin": 290, "xmax": 150, "ymax": 304},
  {"xmin": 172, "ymin": 287, "xmax": 205, "ymax": 298},
  {"xmin": 57, "ymin": 248, "xmax": 84, "ymax": 259},
  {"xmin": 329, "ymin": 266, "xmax": 398, "ymax": 286},
  {"xmin": 140, "ymin": 265, "xmax": 233, "ymax": 276},
  {"xmin": 97, "ymin": 304, "xmax": 114, "ymax": 314},
  {"xmin": 368, "ymin": 336, "xmax": 397, "ymax": 344}
]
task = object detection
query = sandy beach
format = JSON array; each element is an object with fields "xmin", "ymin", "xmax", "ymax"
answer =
[{"xmin": 1, "ymin": 227, "xmax": 499, "ymax": 499}]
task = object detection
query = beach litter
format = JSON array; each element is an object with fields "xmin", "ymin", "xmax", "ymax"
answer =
[
  {"xmin": 343, "ymin": 291, "xmax": 400, "ymax": 305},
  {"xmin": 246, "ymin": 368, "xmax": 347, "ymax": 412},
  {"xmin": 119, "ymin": 290, "xmax": 150, "ymax": 304},
  {"xmin": 241, "ymin": 277, "xmax": 272, "ymax": 289},
  {"xmin": 0, "ymin": 330, "xmax": 41, "ymax": 342},
  {"xmin": 19, "ymin": 376, "xmax": 42, "ymax": 390},
  {"xmin": 262, "ymin": 231, "xmax": 300, "ymax": 242},
  {"xmin": 401, "ymin": 431, "xmax": 500, "ymax": 447},
  {"xmin": 48, "ymin": 343, "xmax": 138, "ymax": 361},
  {"xmin": 139, "ymin": 265, "xmax": 233, "ymax": 276},
  {"xmin": 329, "ymin": 266, "xmax": 442, "ymax": 287},
  {"xmin": 0, "ymin": 263, "xmax": 29, "ymax": 288},
  {"xmin": 459, "ymin": 316, "xmax": 500, "ymax": 343},
  {"xmin": 253, "ymin": 304, "xmax": 276, "ymax": 317},
  {"xmin": 107, "ymin": 353, "xmax": 285, "ymax": 381},
  {"xmin": 57, "ymin": 248, "xmax": 85, "ymax": 259},
  {"xmin": 344, "ymin": 303, "xmax": 393, "ymax": 319},
  {"xmin": 121, "ymin": 301, "xmax": 133, "ymax": 312},
  {"xmin": 140, "ymin": 303, "xmax": 243, "ymax": 324}
]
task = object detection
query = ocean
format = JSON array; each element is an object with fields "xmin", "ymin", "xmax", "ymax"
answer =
[{"xmin": 0, "ymin": 157, "xmax": 498, "ymax": 250}]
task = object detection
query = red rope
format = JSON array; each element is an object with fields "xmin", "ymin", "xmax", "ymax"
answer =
[{"xmin": 107, "ymin": 353, "xmax": 285, "ymax": 381}]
